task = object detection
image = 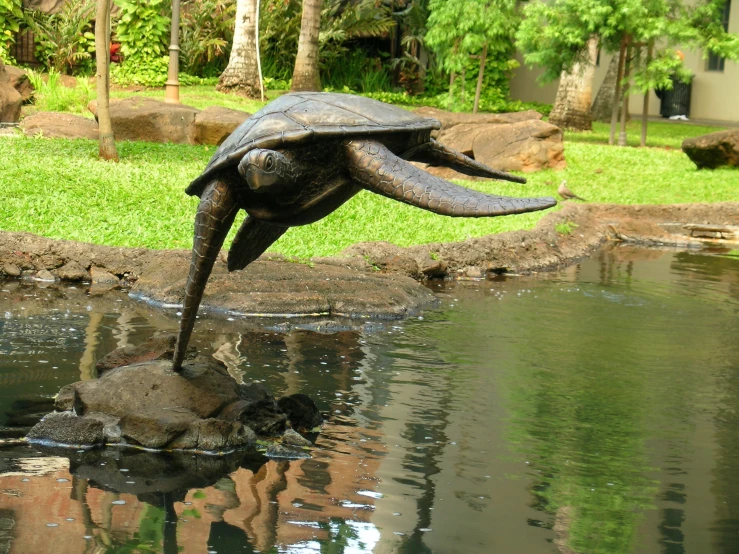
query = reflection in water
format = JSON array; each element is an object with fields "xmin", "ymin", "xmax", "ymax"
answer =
[{"xmin": 0, "ymin": 246, "xmax": 738, "ymax": 553}]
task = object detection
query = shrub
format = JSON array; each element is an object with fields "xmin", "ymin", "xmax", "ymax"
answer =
[
  {"xmin": 110, "ymin": 55, "xmax": 218, "ymax": 87},
  {"xmin": 0, "ymin": 0, "xmax": 22, "ymax": 63},
  {"xmin": 114, "ymin": 0, "xmax": 170, "ymax": 63},
  {"xmin": 26, "ymin": 69, "xmax": 94, "ymax": 113},
  {"xmin": 23, "ymin": 0, "xmax": 95, "ymax": 74},
  {"xmin": 180, "ymin": 0, "xmax": 235, "ymax": 77}
]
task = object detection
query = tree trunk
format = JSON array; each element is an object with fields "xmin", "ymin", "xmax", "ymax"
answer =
[
  {"xmin": 618, "ymin": 41, "xmax": 632, "ymax": 146},
  {"xmin": 291, "ymin": 0, "xmax": 322, "ymax": 92},
  {"xmin": 548, "ymin": 37, "xmax": 598, "ymax": 131},
  {"xmin": 95, "ymin": 0, "xmax": 117, "ymax": 161},
  {"xmin": 592, "ymin": 55, "xmax": 619, "ymax": 122},
  {"xmin": 473, "ymin": 43, "xmax": 488, "ymax": 114},
  {"xmin": 640, "ymin": 42, "xmax": 653, "ymax": 147},
  {"xmin": 217, "ymin": 0, "xmax": 260, "ymax": 97},
  {"xmin": 609, "ymin": 36, "xmax": 627, "ymax": 145},
  {"xmin": 460, "ymin": 67, "xmax": 466, "ymax": 104}
]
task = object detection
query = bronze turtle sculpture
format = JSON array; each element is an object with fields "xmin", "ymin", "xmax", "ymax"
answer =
[{"xmin": 172, "ymin": 92, "xmax": 556, "ymax": 370}]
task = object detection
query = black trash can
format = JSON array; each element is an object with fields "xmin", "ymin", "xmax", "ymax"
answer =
[{"xmin": 655, "ymin": 76, "xmax": 693, "ymax": 118}]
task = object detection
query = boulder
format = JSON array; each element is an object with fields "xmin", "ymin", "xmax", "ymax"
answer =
[
  {"xmin": 0, "ymin": 60, "xmax": 22, "ymax": 123},
  {"xmin": 88, "ymin": 97, "xmax": 200, "ymax": 143},
  {"xmin": 436, "ymin": 119, "xmax": 566, "ymax": 173},
  {"xmin": 682, "ymin": 130, "xmax": 739, "ymax": 169},
  {"xmin": 132, "ymin": 257, "xmax": 436, "ymax": 320},
  {"xmin": 56, "ymin": 260, "xmax": 88, "ymax": 281},
  {"xmin": 4, "ymin": 65, "xmax": 33, "ymax": 103},
  {"xmin": 69, "ymin": 357, "xmax": 241, "ymax": 420},
  {"xmin": 26, "ymin": 411, "xmax": 105, "ymax": 446},
  {"xmin": 21, "ymin": 111, "xmax": 99, "ymax": 139},
  {"xmin": 89, "ymin": 266, "xmax": 119, "ymax": 285},
  {"xmin": 30, "ymin": 352, "xmax": 319, "ymax": 452},
  {"xmin": 193, "ymin": 105, "xmax": 251, "ymax": 145},
  {"xmin": 413, "ymin": 107, "xmax": 542, "ymax": 132}
]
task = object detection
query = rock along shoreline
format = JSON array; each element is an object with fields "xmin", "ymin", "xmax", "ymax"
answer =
[{"xmin": 0, "ymin": 202, "xmax": 737, "ymax": 320}]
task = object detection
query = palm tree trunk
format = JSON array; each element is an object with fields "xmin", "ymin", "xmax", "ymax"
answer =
[
  {"xmin": 95, "ymin": 0, "xmax": 117, "ymax": 161},
  {"xmin": 548, "ymin": 37, "xmax": 598, "ymax": 131},
  {"xmin": 592, "ymin": 55, "xmax": 619, "ymax": 122},
  {"xmin": 217, "ymin": 0, "xmax": 260, "ymax": 97},
  {"xmin": 291, "ymin": 0, "xmax": 322, "ymax": 92}
]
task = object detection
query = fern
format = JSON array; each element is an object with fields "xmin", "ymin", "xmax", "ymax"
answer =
[{"xmin": 23, "ymin": 0, "xmax": 96, "ymax": 75}]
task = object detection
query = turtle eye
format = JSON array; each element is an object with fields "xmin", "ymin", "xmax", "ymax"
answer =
[{"xmin": 264, "ymin": 155, "xmax": 274, "ymax": 171}]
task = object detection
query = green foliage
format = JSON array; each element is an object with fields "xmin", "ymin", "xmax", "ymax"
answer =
[
  {"xmin": 259, "ymin": 0, "xmax": 302, "ymax": 81},
  {"xmin": 111, "ymin": 55, "xmax": 168, "ymax": 87},
  {"xmin": 390, "ymin": 0, "xmax": 430, "ymax": 93},
  {"xmin": 319, "ymin": 0, "xmax": 396, "ymax": 70},
  {"xmin": 425, "ymin": 0, "xmax": 519, "ymax": 99},
  {"xmin": 259, "ymin": 0, "xmax": 395, "ymax": 87},
  {"xmin": 0, "ymin": 0, "xmax": 22, "ymax": 63},
  {"xmin": 516, "ymin": 0, "xmax": 739, "ymax": 95},
  {"xmin": 26, "ymin": 69, "xmax": 95, "ymax": 113},
  {"xmin": 114, "ymin": 0, "xmax": 170, "ymax": 78},
  {"xmin": 111, "ymin": 55, "xmax": 216, "ymax": 87},
  {"xmin": 23, "ymin": 0, "xmax": 95, "ymax": 75},
  {"xmin": 361, "ymin": 90, "xmax": 548, "ymax": 114},
  {"xmin": 322, "ymin": 50, "xmax": 391, "ymax": 93},
  {"xmin": 179, "ymin": 0, "xmax": 236, "ymax": 77}
]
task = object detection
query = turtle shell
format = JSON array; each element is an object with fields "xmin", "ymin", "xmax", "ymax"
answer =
[{"xmin": 187, "ymin": 92, "xmax": 441, "ymax": 196}]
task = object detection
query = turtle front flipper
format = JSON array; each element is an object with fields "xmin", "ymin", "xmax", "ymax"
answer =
[
  {"xmin": 172, "ymin": 179, "xmax": 240, "ymax": 371},
  {"xmin": 228, "ymin": 216, "xmax": 288, "ymax": 271},
  {"xmin": 402, "ymin": 139, "xmax": 526, "ymax": 184},
  {"xmin": 345, "ymin": 139, "xmax": 556, "ymax": 217}
]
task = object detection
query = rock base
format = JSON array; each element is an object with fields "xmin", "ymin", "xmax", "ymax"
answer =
[{"xmin": 27, "ymin": 336, "xmax": 322, "ymax": 457}]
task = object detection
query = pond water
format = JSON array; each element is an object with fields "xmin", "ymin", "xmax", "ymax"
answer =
[{"xmin": 0, "ymin": 246, "xmax": 738, "ymax": 554}]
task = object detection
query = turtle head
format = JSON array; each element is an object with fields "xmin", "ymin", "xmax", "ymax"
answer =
[{"xmin": 238, "ymin": 149, "xmax": 293, "ymax": 193}]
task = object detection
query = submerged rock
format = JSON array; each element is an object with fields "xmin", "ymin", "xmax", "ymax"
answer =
[
  {"xmin": 278, "ymin": 393, "xmax": 323, "ymax": 431},
  {"xmin": 26, "ymin": 411, "xmax": 105, "ymax": 446},
  {"xmin": 282, "ymin": 428, "xmax": 313, "ymax": 447},
  {"xmin": 265, "ymin": 443, "xmax": 311, "ymax": 459}
]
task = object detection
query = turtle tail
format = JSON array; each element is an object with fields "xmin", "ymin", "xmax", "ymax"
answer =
[
  {"xmin": 345, "ymin": 139, "xmax": 556, "ymax": 217},
  {"xmin": 172, "ymin": 179, "xmax": 239, "ymax": 371}
]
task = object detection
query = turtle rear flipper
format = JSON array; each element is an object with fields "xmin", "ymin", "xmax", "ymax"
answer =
[
  {"xmin": 228, "ymin": 217, "xmax": 288, "ymax": 271},
  {"xmin": 402, "ymin": 139, "xmax": 526, "ymax": 184},
  {"xmin": 345, "ymin": 139, "xmax": 556, "ymax": 217}
]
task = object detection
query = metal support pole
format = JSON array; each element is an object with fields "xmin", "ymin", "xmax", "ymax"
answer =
[{"xmin": 165, "ymin": 0, "xmax": 181, "ymax": 104}]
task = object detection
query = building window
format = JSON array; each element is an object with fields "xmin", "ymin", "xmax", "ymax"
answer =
[{"xmin": 707, "ymin": 0, "xmax": 731, "ymax": 72}]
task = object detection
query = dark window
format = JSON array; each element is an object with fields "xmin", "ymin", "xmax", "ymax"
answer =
[{"xmin": 707, "ymin": 0, "xmax": 731, "ymax": 72}]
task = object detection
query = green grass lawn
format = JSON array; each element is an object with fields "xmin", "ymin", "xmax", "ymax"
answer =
[
  {"xmin": 110, "ymin": 85, "xmax": 273, "ymax": 114},
  {"xmin": 2, "ymin": 88, "xmax": 738, "ymax": 258}
]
